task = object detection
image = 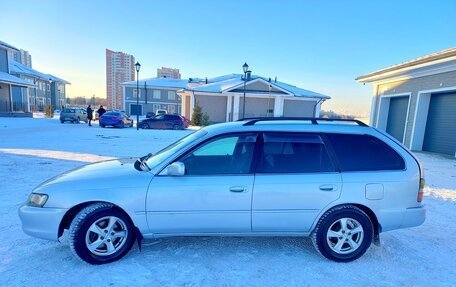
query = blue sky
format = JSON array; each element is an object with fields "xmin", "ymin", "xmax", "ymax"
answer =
[{"xmin": 2, "ymin": 0, "xmax": 456, "ymax": 116}]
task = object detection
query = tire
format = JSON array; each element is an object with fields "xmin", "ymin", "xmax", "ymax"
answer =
[
  {"xmin": 69, "ymin": 203, "xmax": 136, "ymax": 265},
  {"xmin": 141, "ymin": 123, "xmax": 149, "ymax": 129},
  {"xmin": 173, "ymin": 124, "xmax": 180, "ymax": 130},
  {"xmin": 100, "ymin": 124, "xmax": 105, "ymax": 128},
  {"xmin": 77, "ymin": 117, "xmax": 80, "ymax": 124},
  {"xmin": 60, "ymin": 120, "xmax": 64, "ymax": 124},
  {"xmin": 311, "ymin": 205, "xmax": 373, "ymax": 262}
]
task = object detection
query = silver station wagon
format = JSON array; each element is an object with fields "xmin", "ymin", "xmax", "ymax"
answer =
[{"xmin": 19, "ymin": 118, "xmax": 426, "ymax": 264}]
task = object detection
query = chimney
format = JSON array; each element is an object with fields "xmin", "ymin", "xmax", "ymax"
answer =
[
  {"xmin": 205, "ymin": 77, "xmax": 208, "ymax": 84},
  {"xmin": 268, "ymin": 77, "xmax": 271, "ymax": 82},
  {"xmin": 274, "ymin": 76, "xmax": 277, "ymax": 83},
  {"xmin": 246, "ymin": 71, "xmax": 252, "ymax": 81}
]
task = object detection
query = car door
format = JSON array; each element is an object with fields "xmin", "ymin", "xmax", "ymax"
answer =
[
  {"xmin": 163, "ymin": 115, "xmax": 174, "ymax": 129},
  {"xmin": 146, "ymin": 133, "xmax": 258, "ymax": 234},
  {"xmin": 252, "ymin": 132, "xmax": 342, "ymax": 232}
]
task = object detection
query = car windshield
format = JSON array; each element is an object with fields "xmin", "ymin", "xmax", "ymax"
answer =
[
  {"xmin": 104, "ymin": 112, "xmax": 121, "ymax": 116},
  {"xmin": 144, "ymin": 129, "xmax": 207, "ymax": 170}
]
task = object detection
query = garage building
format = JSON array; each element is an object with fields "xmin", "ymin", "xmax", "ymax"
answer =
[{"xmin": 357, "ymin": 47, "xmax": 456, "ymax": 156}]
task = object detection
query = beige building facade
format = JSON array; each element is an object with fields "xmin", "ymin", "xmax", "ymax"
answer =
[{"xmin": 357, "ymin": 48, "xmax": 456, "ymax": 156}]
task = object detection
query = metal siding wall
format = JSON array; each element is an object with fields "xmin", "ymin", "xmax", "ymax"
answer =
[
  {"xmin": 374, "ymin": 70, "xmax": 456, "ymax": 147},
  {"xmin": 422, "ymin": 93, "xmax": 456, "ymax": 155},
  {"xmin": 195, "ymin": 95, "xmax": 227, "ymax": 123},
  {"xmin": 0, "ymin": 49, "xmax": 8, "ymax": 72},
  {"xmin": 283, "ymin": 99, "xmax": 315, "ymax": 117},
  {"xmin": 386, "ymin": 96, "xmax": 409, "ymax": 142}
]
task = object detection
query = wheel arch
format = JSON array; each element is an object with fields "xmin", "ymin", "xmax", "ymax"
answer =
[
  {"xmin": 312, "ymin": 203, "xmax": 381, "ymax": 239},
  {"xmin": 58, "ymin": 201, "xmax": 140, "ymax": 239}
]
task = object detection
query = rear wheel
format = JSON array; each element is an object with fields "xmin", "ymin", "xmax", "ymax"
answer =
[
  {"xmin": 69, "ymin": 203, "xmax": 135, "ymax": 265},
  {"xmin": 60, "ymin": 120, "xmax": 64, "ymax": 124},
  {"xmin": 173, "ymin": 124, "xmax": 180, "ymax": 130},
  {"xmin": 141, "ymin": 123, "xmax": 149, "ymax": 129},
  {"xmin": 311, "ymin": 205, "xmax": 373, "ymax": 262},
  {"xmin": 100, "ymin": 124, "xmax": 105, "ymax": 128}
]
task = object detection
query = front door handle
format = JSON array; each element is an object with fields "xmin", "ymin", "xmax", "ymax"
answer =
[
  {"xmin": 319, "ymin": 184, "xmax": 335, "ymax": 191},
  {"xmin": 229, "ymin": 186, "xmax": 247, "ymax": 193}
]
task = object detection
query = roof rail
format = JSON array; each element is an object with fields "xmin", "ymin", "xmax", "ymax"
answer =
[{"xmin": 240, "ymin": 117, "xmax": 368, "ymax": 127}]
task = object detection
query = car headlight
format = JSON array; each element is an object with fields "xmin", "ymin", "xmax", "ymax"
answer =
[{"xmin": 27, "ymin": 193, "xmax": 48, "ymax": 207}]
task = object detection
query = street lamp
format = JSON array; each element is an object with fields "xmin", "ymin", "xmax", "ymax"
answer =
[
  {"xmin": 48, "ymin": 78, "xmax": 53, "ymax": 109},
  {"xmin": 135, "ymin": 61, "xmax": 141, "ymax": 130},
  {"xmin": 242, "ymin": 62, "xmax": 249, "ymax": 119}
]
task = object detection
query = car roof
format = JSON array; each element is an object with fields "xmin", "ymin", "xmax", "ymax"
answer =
[{"xmin": 202, "ymin": 119, "xmax": 375, "ymax": 137}]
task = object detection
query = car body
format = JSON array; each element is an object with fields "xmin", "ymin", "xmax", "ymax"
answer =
[
  {"xmin": 155, "ymin": 109, "xmax": 167, "ymax": 116},
  {"xmin": 99, "ymin": 111, "xmax": 134, "ymax": 128},
  {"xmin": 139, "ymin": 114, "xmax": 184, "ymax": 130},
  {"xmin": 59, "ymin": 108, "xmax": 88, "ymax": 123},
  {"xmin": 19, "ymin": 118, "xmax": 426, "ymax": 264},
  {"xmin": 181, "ymin": 116, "xmax": 190, "ymax": 128}
]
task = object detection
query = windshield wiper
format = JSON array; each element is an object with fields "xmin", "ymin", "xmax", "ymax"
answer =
[{"xmin": 134, "ymin": 153, "xmax": 153, "ymax": 171}]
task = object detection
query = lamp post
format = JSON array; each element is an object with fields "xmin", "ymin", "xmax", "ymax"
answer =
[
  {"xmin": 242, "ymin": 62, "xmax": 249, "ymax": 119},
  {"xmin": 48, "ymin": 78, "xmax": 53, "ymax": 109},
  {"xmin": 135, "ymin": 61, "xmax": 141, "ymax": 130}
]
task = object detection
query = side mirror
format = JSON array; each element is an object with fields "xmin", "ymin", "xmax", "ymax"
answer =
[{"xmin": 166, "ymin": 162, "xmax": 185, "ymax": 176}]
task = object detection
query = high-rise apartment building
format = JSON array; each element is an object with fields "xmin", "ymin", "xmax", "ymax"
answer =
[
  {"xmin": 157, "ymin": 67, "xmax": 181, "ymax": 79},
  {"xmin": 106, "ymin": 49, "xmax": 135, "ymax": 110},
  {"xmin": 8, "ymin": 49, "xmax": 32, "ymax": 67}
]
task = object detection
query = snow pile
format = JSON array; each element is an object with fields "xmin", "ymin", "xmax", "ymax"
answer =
[{"xmin": 0, "ymin": 117, "xmax": 455, "ymax": 286}]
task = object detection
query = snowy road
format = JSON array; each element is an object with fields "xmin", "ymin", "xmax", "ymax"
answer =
[{"xmin": 0, "ymin": 117, "xmax": 455, "ymax": 286}]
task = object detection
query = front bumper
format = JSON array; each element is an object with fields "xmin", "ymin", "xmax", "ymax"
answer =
[
  {"xmin": 18, "ymin": 205, "xmax": 68, "ymax": 241},
  {"xmin": 401, "ymin": 205, "xmax": 426, "ymax": 228}
]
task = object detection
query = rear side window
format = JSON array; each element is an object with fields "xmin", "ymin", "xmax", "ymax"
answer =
[
  {"xmin": 257, "ymin": 133, "xmax": 335, "ymax": 173},
  {"xmin": 325, "ymin": 133, "xmax": 405, "ymax": 171}
]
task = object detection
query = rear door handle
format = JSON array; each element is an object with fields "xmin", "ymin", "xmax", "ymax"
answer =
[
  {"xmin": 229, "ymin": 186, "xmax": 247, "ymax": 193},
  {"xmin": 319, "ymin": 184, "xmax": 335, "ymax": 191}
]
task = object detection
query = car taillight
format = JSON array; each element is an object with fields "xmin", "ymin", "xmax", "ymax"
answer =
[
  {"xmin": 179, "ymin": 116, "xmax": 184, "ymax": 122},
  {"xmin": 418, "ymin": 178, "xmax": 425, "ymax": 202},
  {"xmin": 113, "ymin": 117, "xmax": 119, "ymax": 121}
]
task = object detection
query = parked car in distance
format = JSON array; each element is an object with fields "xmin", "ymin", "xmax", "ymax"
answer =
[
  {"xmin": 19, "ymin": 118, "xmax": 426, "ymax": 264},
  {"xmin": 99, "ymin": 111, "xmax": 134, "ymax": 128},
  {"xmin": 60, "ymin": 108, "xmax": 88, "ymax": 123},
  {"xmin": 155, "ymin": 109, "xmax": 167, "ymax": 116},
  {"xmin": 139, "ymin": 114, "xmax": 184, "ymax": 130},
  {"xmin": 181, "ymin": 116, "xmax": 190, "ymax": 128},
  {"xmin": 146, "ymin": 112, "xmax": 155, "ymax": 119}
]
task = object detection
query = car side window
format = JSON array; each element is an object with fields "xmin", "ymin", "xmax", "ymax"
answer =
[
  {"xmin": 325, "ymin": 133, "xmax": 405, "ymax": 171},
  {"xmin": 257, "ymin": 133, "xmax": 335, "ymax": 173},
  {"xmin": 179, "ymin": 133, "xmax": 257, "ymax": 175}
]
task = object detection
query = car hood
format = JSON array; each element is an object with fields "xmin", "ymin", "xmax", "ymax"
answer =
[{"xmin": 34, "ymin": 158, "xmax": 152, "ymax": 193}]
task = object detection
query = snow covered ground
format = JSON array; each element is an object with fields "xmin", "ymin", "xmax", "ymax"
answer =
[{"xmin": 0, "ymin": 117, "xmax": 455, "ymax": 286}]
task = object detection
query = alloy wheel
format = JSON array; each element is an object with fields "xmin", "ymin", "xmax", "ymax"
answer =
[
  {"xmin": 326, "ymin": 217, "xmax": 364, "ymax": 254},
  {"xmin": 85, "ymin": 216, "xmax": 128, "ymax": 256}
]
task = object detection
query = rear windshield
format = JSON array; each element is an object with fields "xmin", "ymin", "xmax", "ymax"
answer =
[
  {"xmin": 104, "ymin": 112, "xmax": 121, "ymax": 116},
  {"xmin": 63, "ymin": 109, "xmax": 75, "ymax": 113}
]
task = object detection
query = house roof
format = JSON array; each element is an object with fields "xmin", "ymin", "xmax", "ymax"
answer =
[
  {"xmin": 0, "ymin": 71, "xmax": 33, "ymax": 87},
  {"xmin": 356, "ymin": 47, "xmax": 456, "ymax": 82},
  {"xmin": 187, "ymin": 74, "xmax": 330, "ymax": 99},
  {"xmin": 0, "ymin": 40, "xmax": 19, "ymax": 51},
  {"xmin": 9, "ymin": 60, "xmax": 70, "ymax": 84},
  {"xmin": 122, "ymin": 77, "xmax": 190, "ymax": 89},
  {"xmin": 123, "ymin": 74, "xmax": 330, "ymax": 100}
]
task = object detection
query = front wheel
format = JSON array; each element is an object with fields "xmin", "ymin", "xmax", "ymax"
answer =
[
  {"xmin": 141, "ymin": 123, "xmax": 149, "ymax": 129},
  {"xmin": 69, "ymin": 203, "xmax": 135, "ymax": 265},
  {"xmin": 311, "ymin": 205, "xmax": 373, "ymax": 262}
]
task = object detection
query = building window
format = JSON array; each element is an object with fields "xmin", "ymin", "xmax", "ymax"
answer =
[
  {"xmin": 168, "ymin": 91, "xmax": 176, "ymax": 100},
  {"xmin": 47, "ymin": 84, "xmax": 51, "ymax": 91},
  {"xmin": 168, "ymin": 105, "xmax": 176, "ymax": 114},
  {"xmin": 153, "ymin": 90, "xmax": 161, "ymax": 99},
  {"xmin": 133, "ymin": 88, "xmax": 141, "ymax": 97},
  {"xmin": 153, "ymin": 104, "xmax": 161, "ymax": 111}
]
